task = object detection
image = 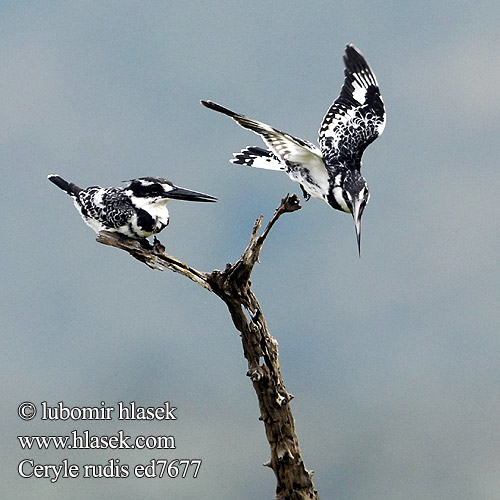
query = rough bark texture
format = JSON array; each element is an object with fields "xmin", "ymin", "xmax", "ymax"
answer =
[{"xmin": 97, "ymin": 194, "xmax": 319, "ymax": 500}]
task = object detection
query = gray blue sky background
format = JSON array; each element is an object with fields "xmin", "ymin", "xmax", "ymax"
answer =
[{"xmin": 2, "ymin": 1, "xmax": 500, "ymax": 499}]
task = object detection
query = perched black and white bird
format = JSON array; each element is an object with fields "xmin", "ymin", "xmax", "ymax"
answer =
[
  {"xmin": 48, "ymin": 175, "xmax": 217, "ymax": 240},
  {"xmin": 201, "ymin": 44, "xmax": 385, "ymax": 255}
]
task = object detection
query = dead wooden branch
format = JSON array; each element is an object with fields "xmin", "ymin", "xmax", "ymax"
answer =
[
  {"xmin": 96, "ymin": 231, "xmax": 212, "ymax": 291},
  {"xmin": 96, "ymin": 194, "xmax": 319, "ymax": 500}
]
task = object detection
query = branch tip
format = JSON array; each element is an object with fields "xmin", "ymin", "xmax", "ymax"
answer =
[{"xmin": 281, "ymin": 193, "xmax": 302, "ymax": 213}]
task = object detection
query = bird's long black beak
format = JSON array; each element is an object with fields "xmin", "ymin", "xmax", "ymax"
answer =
[
  {"xmin": 352, "ymin": 200, "xmax": 362, "ymax": 257},
  {"xmin": 164, "ymin": 187, "xmax": 217, "ymax": 203}
]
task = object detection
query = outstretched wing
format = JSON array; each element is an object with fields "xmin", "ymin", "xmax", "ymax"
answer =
[
  {"xmin": 201, "ymin": 100, "xmax": 324, "ymax": 172},
  {"xmin": 319, "ymin": 44, "xmax": 385, "ymax": 169}
]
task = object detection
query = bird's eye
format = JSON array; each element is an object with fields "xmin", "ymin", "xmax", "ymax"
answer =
[
  {"xmin": 149, "ymin": 185, "xmax": 163, "ymax": 196},
  {"xmin": 131, "ymin": 182, "xmax": 163, "ymax": 197}
]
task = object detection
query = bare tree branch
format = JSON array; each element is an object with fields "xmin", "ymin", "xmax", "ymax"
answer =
[
  {"xmin": 96, "ymin": 231, "xmax": 212, "ymax": 291},
  {"xmin": 97, "ymin": 193, "xmax": 319, "ymax": 500}
]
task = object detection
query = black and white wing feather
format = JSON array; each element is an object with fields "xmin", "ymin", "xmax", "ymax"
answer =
[
  {"xmin": 201, "ymin": 100, "xmax": 329, "ymax": 197},
  {"xmin": 201, "ymin": 100, "xmax": 323, "ymax": 167},
  {"xmin": 319, "ymin": 44, "xmax": 386, "ymax": 169},
  {"xmin": 231, "ymin": 146, "xmax": 284, "ymax": 171},
  {"xmin": 78, "ymin": 187, "xmax": 135, "ymax": 230}
]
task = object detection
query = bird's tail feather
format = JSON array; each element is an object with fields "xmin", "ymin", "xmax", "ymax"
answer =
[
  {"xmin": 47, "ymin": 174, "xmax": 82, "ymax": 196},
  {"xmin": 231, "ymin": 146, "xmax": 285, "ymax": 172}
]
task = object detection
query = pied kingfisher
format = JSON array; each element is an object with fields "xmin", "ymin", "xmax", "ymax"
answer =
[
  {"xmin": 48, "ymin": 175, "xmax": 217, "ymax": 240},
  {"xmin": 202, "ymin": 44, "xmax": 385, "ymax": 255}
]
